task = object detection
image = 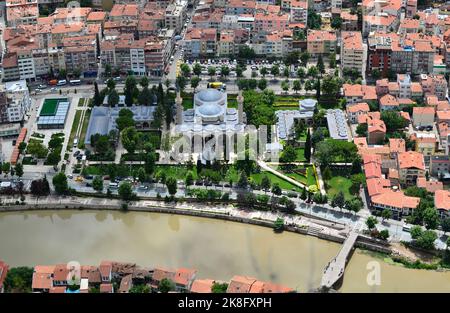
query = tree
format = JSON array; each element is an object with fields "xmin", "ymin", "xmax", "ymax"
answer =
[
  {"xmin": 441, "ymin": 218, "xmax": 450, "ymax": 233},
  {"xmin": 52, "ymin": 172, "xmax": 68, "ymax": 194},
  {"xmin": 410, "ymin": 225, "xmax": 423, "ymax": 239},
  {"xmin": 379, "ymin": 229, "xmax": 389, "ymax": 240},
  {"xmin": 180, "ymin": 63, "xmax": 191, "ymax": 77},
  {"xmin": 208, "ymin": 66, "xmax": 216, "ymax": 79},
  {"xmin": 144, "ymin": 152, "xmax": 156, "ymax": 176},
  {"xmin": 329, "ymin": 53, "xmax": 336, "ymax": 68},
  {"xmin": 321, "ymin": 75, "xmax": 341, "ymax": 102},
  {"xmin": 211, "ymin": 282, "xmax": 228, "ymax": 293},
  {"xmin": 190, "ymin": 76, "xmax": 201, "ymax": 92},
  {"xmin": 281, "ymin": 80, "xmax": 290, "ymax": 93},
  {"xmin": 30, "ymin": 176, "xmax": 50, "ymax": 197},
  {"xmin": 307, "ymin": 66, "xmax": 318, "ymax": 78},
  {"xmin": 46, "ymin": 150, "xmax": 61, "ymax": 166},
  {"xmin": 261, "ymin": 175, "xmax": 271, "ymax": 192},
  {"xmin": 297, "ymin": 67, "xmax": 306, "ymax": 79},
  {"xmin": 238, "ymin": 46, "xmax": 256, "ymax": 59},
  {"xmin": 307, "ymin": 9, "xmax": 322, "ymax": 29},
  {"xmin": 365, "ymin": 216, "xmax": 378, "ymax": 230},
  {"xmin": 331, "ymin": 16, "xmax": 342, "ymax": 29},
  {"xmin": 356, "ymin": 123, "xmax": 368, "ymax": 137},
  {"xmin": 304, "ymin": 129, "xmax": 311, "ymax": 162},
  {"xmin": 300, "ymin": 52, "xmax": 310, "ymax": 66},
  {"xmin": 108, "ymin": 89, "xmax": 119, "ymax": 107},
  {"xmin": 271, "ymin": 183, "xmax": 282, "ymax": 195},
  {"xmin": 118, "ymin": 182, "xmax": 134, "ymax": 201},
  {"xmin": 331, "ymin": 191, "xmax": 345, "ymax": 209},
  {"xmin": 280, "ymin": 144, "xmax": 296, "ymax": 163},
  {"xmin": 92, "ymin": 176, "xmax": 103, "ymax": 193},
  {"xmin": 258, "ymin": 78, "xmax": 267, "ymax": 91},
  {"xmin": 124, "ymin": 76, "xmax": 137, "ymax": 106},
  {"xmin": 293, "ymin": 80, "xmax": 302, "ymax": 93},
  {"xmin": 166, "ymin": 176, "xmax": 177, "ymax": 196},
  {"xmin": 93, "ymin": 82, "xmax": 102, "ymax": 106},
  {"xmin": 381, "ymin": 209, "xmax": 392, "ymax": 221},
  {"xmin": 260, "ymin": 67, "xmax": 268, "ymax": 77},
  {"xmin": 14, "ymin": 163, "xmax": 23, "ymax": 178},
  {"xmin": 415, "ymin": 230, "xmax": 437, "ymax": 250},
  {"xmin": 423, "ymin": 207, "xmax": 439, "ymax": 230},
  {"xmin": 140, "ymin": 76, "xmax": 149, "ymax": 88},
  {"xmin": 300, "ymin": 188, "xmax": 307, "ymax": 200},
  {"xmin": 121, "ymin": 127, "xmax": 141, "ymax": 154},
  {"xmin": 176, "ymin": 76, "xmax": 187, "ymax": 91},
  {"xmin": 185, "ymin": 171, "xmax": 194, "ymax": 186},
  {"xmin": 220, "ymin": 65, "xmax": 230, "ymax": 78},
  {"xmin": 193, "ymin": 63, "xmax": 202, "ymax": 76},
  {"xmin": 4, "ymin": 267, "xmax": 33, "ymax": 293},
  {"xmin": 236, "ymin": 65, "xmax": 244, "ymax": 77},
  {"xmin": 238, "ymin": 171, "xmax": 248, "ymax": 188},
  {"xmin": 159, "ymin": 278, "xmax": 175, "ymax": 293},
  {"xmin": 130, "ymin": 284, "xmax": 151, "ymax": 293},
  {"xmin": 283, "ymin": 67, "xmax": 290, "ymax": 78},
  {"xmin": 138, "ymin": 86, "xmax": 152, "ymax": 106},
  {"xmin": 317, "ymin": 55, "xmax": 325, "ymax": 74},
  {"xmin": 381, "ymin": 111, "xmax": 408, "ymax": 133},
  {"xmin": 115, "ymin": 109, "xmax": 135, "ymax": 132},
  {"xmin": 106, "ymin": 78, "xmax": 116, "ymax": 91},
  {"xmin": 271, "ymin": 64, "xmax": 280, "ymax": 77}
]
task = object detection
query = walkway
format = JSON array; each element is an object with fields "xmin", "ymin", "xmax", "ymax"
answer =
[{"xmin": 321, "ymin": 231, "xmax": 359, "ymax": 289}]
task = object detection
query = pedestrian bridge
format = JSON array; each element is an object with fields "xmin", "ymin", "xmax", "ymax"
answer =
[{"xmin": 321, "ymin": 231, "xmax": 359, "ymax": 289}]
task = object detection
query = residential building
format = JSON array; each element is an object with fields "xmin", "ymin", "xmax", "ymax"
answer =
[
  {"xmin": 412, "ymin": 106, "xmax": 435, "ymax": 127},
  {"xmin": 341, "ymin": 11, "xmax": 358, "ymax": 31},
  {"xmin": 183, "ymin": 28, "xmax": 217, "ymax": 58},
  {"xmin": 342, "ymin": 84, "xmax": 377, "ymax": 104},
  {"xmin": 307, "ymin": 30, "xmax": 337, "ymax": 56},
  {"xmin": 430, "ymin": 155, "xmax": 450, "ymax": 177},
  {"xmin": 397, "ymin": 151, "xmax": 426, "ymax": 186},
  {"xmin": 346, "ymin": 102, "xmax": 370, "ymax": 124},
  {"xmin": 3, "ymin": 80, "xmax": 31, "ymax": 123},
  {"xmin": 190, "ymin": 279, "xmax": 215, "ymax": 293},
  {"xmin": 174, "ymin": 268, "xmax": 197, "ymax": 292},
  {"xmin": 435, "ymin": 190, "xmax": 450, "ymax": 218},
  {"xmin": 165, "ymin": 3, "xmax": 186, "ymax": 34},
  {"xmin": 341, "ymin": 31, "xmax": 364, "ymax": 73},
  {"xmin": 32, "ymin": 265, "xmax": 55, "ymax": 293},
  {"xmin": 119, "ymin": 274, "xmax": 133, "ymax": 293},
  {"xmin": 367, "ymin": 119, "xmax": 386, "ymax": 144},
  {"xmin": 6, "ymin": 0, "xmax": 39, "ymax": 27},
  {"xmin": 420, "ymin": 74, "xmax": 448, "ymax": 101},
  {"xmin": 150, "ymin": 267, "xmax": 176, "ymax": 290},
  {"xmin": 0, "ymin": 261, "xmax": 8, "ymax": 293}
]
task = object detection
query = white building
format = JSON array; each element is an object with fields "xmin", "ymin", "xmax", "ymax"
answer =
[{"xmin": 3, "ymin": 80, "xmax": 31, "ymax": 123}]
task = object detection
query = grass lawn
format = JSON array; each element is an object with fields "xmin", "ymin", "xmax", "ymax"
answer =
[
  {"xmin": 154, "ymin": 165, "xmax": 198, "ymax": 180},
  {"xmin": 284, "ymin": 166, "xmax": 317, "ymax": 188},
  {"xmin": 78, "ymin": 109, "xmax": 91, "ymax": 148},
  {"xmin": 182, "ymin": 98, "xmax": 193, "ymax": 109},
  {"xmin": 295, "ymin": 147, "xmax": 306, "ymax": 162},
  {"xmin": 78, "ymin": 98, "xmax": 85, "ymax": 107},
  {"xmin": 326, "ymin": 176, "xmax": 353, "ymax": 200},
  {"xmin": 251, "ymin": 172, "xmax": 302, "ymax": 192}
]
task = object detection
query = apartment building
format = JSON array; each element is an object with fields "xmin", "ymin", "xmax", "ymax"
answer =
[
  {"xmin": 398, "ymin": 151, "xmax": 426, "ymax": 186},
  {"xmin": 341, "ymin": 11, "xmax": 358, "ymax": 31},
  {"xmin": 183, "ymin": 28, "xmax": 217, "ymax": 58},
  {"xmin": 6, "ymin": 0, "xmax": 39, "ymax": 28},
  {"xmin": 225, "ymin": 0, "xmax": 257, "ymax": 15},
  {"xmin": 341, "ymin": 31, "xmax": 364, "ymax": 73},
  {"xmin": 288, "ymin": 0, "xmax": 308, "ymax": 25},
  {"xmin": 307, "ymin": 30, "xmax": 337, "ymax": 56},
  {"xmin": 1, "ymin": 80, "xmax": 31, "ymax": 123},
  {"xmin": 165, "ymin": 3, "xmax": 187, "ymax": 34},
  {"xmin": 342, "ymin": 84, "xmax": 377, "ymax": 104},
  {"xmin": 420, "ymin": 74, "xmax": 448, "ymax": 101}
]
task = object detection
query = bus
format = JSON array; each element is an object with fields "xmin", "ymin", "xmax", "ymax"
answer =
[
  {"xmin": 207, "ymin": 82, "xmax": 226, "ymax": 90},
  {"xmin": 69, "ymin": 79, "xmax": 81, "ymax": 85}
]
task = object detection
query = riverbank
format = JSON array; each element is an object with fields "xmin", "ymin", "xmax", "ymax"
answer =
[{"xmin": 0, "ymin": 196, "xmax": 391, "ymax": 254}]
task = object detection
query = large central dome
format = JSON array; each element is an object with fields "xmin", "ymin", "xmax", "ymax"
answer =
[
  {"xmin": 197, "ymin": 89, "xmax": 223, "ymax": 102},
  {"xmin": 198, "ymin": 103, "xmax": 222, "ymax": 116}
]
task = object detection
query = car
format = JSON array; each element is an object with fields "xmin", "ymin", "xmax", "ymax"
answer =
[
  {"xmin": 85, "ymin": 175, "xmax": 94, "ymax": 180},
  {"xmin": 86, "ymin": 183, "xmax": 92, "ymax": 187},
  {"xmin": 50, "ymin": 87, "xmax": 57, "ymax": 92},
  {"xmin": 38, "ymin": 84, "xmax": 47, "ymax": 89},
  {"xmin": 73, "ymin": 150, "xmax": 80, "ymax": 157},
  {"xmin": 76, "ymin": 155, "xmax": 82, "ymax": 160},
  {"xmin": 67, "ymin": 174, "xmax": 73, "ymax": 179},
  {"xmin": 35, "ymin": 88, "xmax": 42, "ymax": 93}
]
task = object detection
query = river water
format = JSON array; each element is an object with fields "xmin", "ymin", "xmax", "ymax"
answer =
[{"xmin": 0, "ymin": 210, "xmax": 449, "ymax": 292}]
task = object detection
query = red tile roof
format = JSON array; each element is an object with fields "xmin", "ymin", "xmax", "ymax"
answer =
[
  {"xmin": 435, "ymin": 190, "xmax": 450, "ymax": 211},
  {"xmin": 398, "ymin": 151, "xmax": 425, "ymax": 170}
]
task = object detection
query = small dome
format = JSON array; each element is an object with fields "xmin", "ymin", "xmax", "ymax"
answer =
[
  {"xmin": 197, "ymin": 88, "xmax": 223, "ymax": 102},
  {"xmin": 198, "ymin": 103, "xmax": 222, "ymax": 116}
]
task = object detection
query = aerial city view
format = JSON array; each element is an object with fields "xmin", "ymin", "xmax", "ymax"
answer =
[{"xmin": 0, "ymin": 0, "xmax": 450, "ymax": 299}]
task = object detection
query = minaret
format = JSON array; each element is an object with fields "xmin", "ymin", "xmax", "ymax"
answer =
[
  {"xmin": 176, "ymin": 89, "xmax": 183, "ymax": 125},
  {"xmin": 237, "ymin": 89, "xmax": 244, "ymax": 124}
]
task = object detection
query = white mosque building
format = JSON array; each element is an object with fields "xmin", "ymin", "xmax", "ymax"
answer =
[{"xmin": 172, "ymin": 88, "xmax": 247, "ymax": 162}]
